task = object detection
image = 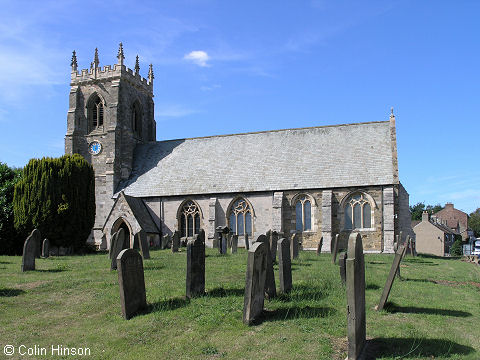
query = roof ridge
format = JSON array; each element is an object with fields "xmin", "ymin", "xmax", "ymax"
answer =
[{"xmin": 153, "ymin": 120, "xmax": 389, "ymax": 143}]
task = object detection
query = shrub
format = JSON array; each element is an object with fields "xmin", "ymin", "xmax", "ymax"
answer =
[
  {"xmin": 13, "ymin": 154, "xmax": 95, "ymax": 250},
  {"xmin": 450, "ymin": 234, "xmax": 463, "ymax": 256},
  {"xmin": 0, "ymin": 163, "xmax": 22, "ymax": 254}
]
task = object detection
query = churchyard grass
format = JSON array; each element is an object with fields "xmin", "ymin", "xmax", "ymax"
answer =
[{"xmin": 0, "ymin": 249, "xmax": 479, "ymax": 359}]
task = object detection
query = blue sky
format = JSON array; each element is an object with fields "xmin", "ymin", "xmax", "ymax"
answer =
[{"xmin": 0, "ymin": 0, "xmax": 478, "ymax": 214}]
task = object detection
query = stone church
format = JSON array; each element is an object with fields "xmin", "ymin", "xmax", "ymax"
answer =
[{"xmin": 65, "ymin": 45, "xmax": 413, "ymax": 254}]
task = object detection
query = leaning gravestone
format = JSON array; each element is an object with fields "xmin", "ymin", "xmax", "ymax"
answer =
[
  {"xmin": 376, "ymin": 244, "xmax": 406, "ymax": 311},
  {"xmin": 270, "ymin": 231, "xmax": 278, "ymax": 263},
  {"xmin": 331, "ymin": 233, "xmax": 339, "ymax": 264},
  {"xmin": 277, "ymin": 238, "xmax": 292, "ymax": 293},
  {"xmin": 42, "ymin": 239, "xmax": 50, "ymax": 258},
  {"xmin": 231, "ymin": 235, "xmax": 238, "ymax": 254},
  {"xmin": 316, "ymin": 236, "xmax": 323, "ymax": 256},
  {"xmin": 346, "ymin": 232, "xmax": 366, "ymax": 360},
  {"xmin": 135, "ymin": 230, "xmax": 150, "ymax": 259},
  {"xmin": 243, "ymin": 241, "xmax": 267, "ymax": 325},
  {"xmin": 245, "ymin": 233, "xmax": 250, "ymax": 250},
  {"xmin": 111, "ymin": 229, "xmax": 126, "ymax": 270},
  {"xmin": 117, "ymin": 249, "xmax": 147, "ymax": 320},
  {"xmin": 172, "ymin": 230, "xmax": 180, "ymax": 253},
  {"xmin": 290, "ymin": 234, "xmax": 299, "ymax": 260},
  {"xmin": 257, "ymin": 234, "xmax": 276, "ymax": 299},
  {"xmin": 186, "ymin": 229, "xmax": 206, "ymax": 298},
  {"xmin": 22, "ymin": 229, "xmax": 41, "ymax": 272},
  {"xmin": 161, "ymin": 234, "xmax": 170, "ymax": 250},
  {"xmin": 339, "ymin": 252, "xmax": 347, "ymax": 285}
]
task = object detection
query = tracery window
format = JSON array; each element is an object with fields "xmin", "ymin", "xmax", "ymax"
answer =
[
  {"xmin": 229, "ymin": 198, "xmax": 253, "ymax": 236},
  {"xmin": 179, "ymin": 201, "xmax": 201, "ymax": 238},
  {"xmin": 295, "ymin": 196, "xmax": 312, "ymax": 231},
  {"xmin": 89, "ymin": 95, "xmax": 104, "ymax": 131},
  {"xmin": 344, "ymin": 193, "xmax": 372, "ymax": 230}
]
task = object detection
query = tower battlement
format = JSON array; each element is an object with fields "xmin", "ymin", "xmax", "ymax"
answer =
[{"xmin": 70, "ymin": 44, "xmax": 154, "ymax": 94}]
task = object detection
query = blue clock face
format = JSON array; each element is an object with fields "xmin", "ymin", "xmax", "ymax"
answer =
[{"xmin": 89, "ymin": 141, "xmax": 102, "ymax": 155}]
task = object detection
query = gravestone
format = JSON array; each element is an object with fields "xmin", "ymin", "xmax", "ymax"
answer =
[
  {"xmin": 221, "ymin": 227, "xmax": 229, "ymax": 255},
  {"xmin": 216, "ymin": 226, "xmax": 227, "ymax": 254},
  {"xmin": 393, "ymin": 236, "xmax": 400, "ymax": 278},
  {"xmin": 111, "ymin": 229, "xmax": 126, "ymax": 270},
  {"xmin": 161, "ymin": 234, "xmax": 170, "ymax": 250},
  {"xmin": 277, "ymin": 238, "xmax": 292, "ymax": 293},
  {"xmin": 231, "ymin": 235, "xmax": 238, "ymax": 254},
  {"xmin": 135, "ymin": 230, "xmax": 150, "ymax": 259},
  {"xmin": 117, "ymin": 249, "xmax": 147, "ymax": 320},
  {"xmin": 402, "ymin": 235, "xmax": 410, "ymax": 260},
  {"xmin": 245, "ymin": 233, "xmax": 250, "ymax": 250},
  {"xmin": 346, "ymin": 232, "xmax": 366, "ymax": 360},
  {"xmin": 42, "ymin": 238, "xmax": 50, "ymax": 258},
  {"xmin": 290, "ymin": 234, "xmax": 299, "ymax": 260},
  {"xmin": 270, "ymin": 231, "xmax": 278, "ymax": 263},
  {"xmin": 316, "ymin": 236, "xmax": 324, "ymax": 256},
  {"xmin": 172, "ymin": 230, "xmax": 180, "ymax": 253},
  {"xmin": 243, "ymin": 241, "xmax": 267, "ymax": 325},
  {"xmin": 22, "ymin": 229, "xmax": 40, "ymax": 271},
  {"xmin": 257, "ymin": 234, "xmax": 276, "ymax": 299},
  {"xmin": 331, "ymin": 234, "xmax": 339, "ymax": 264},
  {"xmin": 227, "ymin": 233, "xmax": 232, "ymax": 249},
  {"xmin": 376, "ymin": 244, "xmax": 406, "ymax": 311},
  {"xmin": 339, "ymin": 252, "xmax": 347, "ymax": 285},
  {"xmin": 186, "ymin": 229, "xmax": 206, "ymax": 298}
]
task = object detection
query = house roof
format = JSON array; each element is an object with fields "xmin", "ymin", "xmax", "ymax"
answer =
[{"xmin": 118, "ymin": 120, "xmax": 398, "ymax": 197}]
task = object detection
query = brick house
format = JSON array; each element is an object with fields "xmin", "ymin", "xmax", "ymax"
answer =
[
  {"xmin": 65, "ymin": 45, "xmax": 413, "ymax": 253},
  {"xmin": 433, "ymin": 203, "xmax": 469, "ymax": 240}
]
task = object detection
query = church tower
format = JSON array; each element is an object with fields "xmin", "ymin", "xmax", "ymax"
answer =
[{"xmin": 65, "ymin": 44, "xmax": 156, "ymax": 247}]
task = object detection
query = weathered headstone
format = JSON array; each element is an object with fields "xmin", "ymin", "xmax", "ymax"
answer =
[
  {"xmin": 245, "ymin": 233, "xmax": 250, "ymax": 250},
  {"xmin": 339, "ymin": 252, "xmax": 347, "ymax": 285},
  {"xmin": 161, "ymin": 234, "xmax": 170, "ymax": 250},
  {"xmin": 290, "ymin": 234, "xmax": 299, "ymax": 260},
  {"xmin": 243, "ymin": 241, "xmax": 267, "ymax": 325},
  {"xmin": 376, "ymin": 244, "xmax": 406, "ymax": 311},
  {"xmin": 257, "ymin": 234, "xmax": 276, "ymax": 299},
  {"xmin": 111, "ymin": 229, "xmax": 126, "ymax": 270},
  {"xmin": 135, "ymin": 230, "xmax": 150, "ymax": 259},
  {"xmin": 172, "ymin": 230, "xmax": 180, "ymax": 253},
  {"xmin": 346, "ymin": 232, "xmax": 366, "ymax": 360},
  {"xmin": 331, "ymin": 233, "xmax": 339, "ymax": 264},
  {"xmin": 270, "ymin": 231, "xmax": 278, "ymax": 263},
  {"xmin": 231, "ymin": 235, "xmax": 238, "ymax": 254},
  {"xmin": 216, "ymin": 226, "xmax": 228, "ymax": 254},
  {"xmin": 277, "ymin": 238, "xmax": 292, "ymax": 293},
  {"xmin": 42, "ymin": 238, "xmax": 50, "ymax": 258},
  {"xmin": 22, "ymin": 229, "xmax": 40, "ymax": 272},
  {"xmin": 316, "ymin": 236, "xmax": 324, "ymax": 256},
  {"xmin": 186, "ymin": 229, "xmax": 206, "ymax": 298},
  {"xmin": 117, "ymin": 249, "xmax": 147, "ymax": 320},
  {"xmin": 227, "ymin": 233, "xmax": 232, "ymax": 249}
]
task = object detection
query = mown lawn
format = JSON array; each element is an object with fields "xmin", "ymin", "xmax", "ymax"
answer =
[{"xmin": 0, "ymin": 248, "xmax": 479, "ymax": 359}]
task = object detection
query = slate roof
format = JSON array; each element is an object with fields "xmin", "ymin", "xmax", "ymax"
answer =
[{"xmin": 118, "ymin": 120, "xmax": 398, "ymax": 197}]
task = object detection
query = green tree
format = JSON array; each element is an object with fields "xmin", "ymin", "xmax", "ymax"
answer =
[
  {"xmin": 469, "ymin": 208, "xmax": 480, "ymax": 237},
  {"xmin": 13, "ymin": 154, "xmax": 95, "ymax": 250},
  {"xmin": 0, "ymin": 163, "xmax": 22, "ymax": 255},
  {"xmin": 410, "ymin": 202, "xmax": 444, "ymax": 221},
  {"xmin": 450, "ymin": 234, "xmax": 463, "ymax": 256}
]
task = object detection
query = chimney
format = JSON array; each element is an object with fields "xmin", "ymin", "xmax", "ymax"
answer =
[
  {"xmin": 445, "ymin": 203, "xmax": 454, "ymax": 209},
  {"xmin": 422, "ymin": 211, "xmax": 429, "ymax": 222}
]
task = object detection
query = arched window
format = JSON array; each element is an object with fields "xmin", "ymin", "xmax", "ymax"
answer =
[
  {"xmin": 295, "ymin": 196, "xmax": 312, "ymax": 231},
  {"xmin": 344, "ymin": 193, "xmax": 372, "ymax": 230},
  {"xmin": 132, "ymin": 101, "xmax": 142, "ymax": 137},
  {"xmin": 179, "ymin": 201, "xmax": 201, "ymax": 238},
  {"xmin": 88, "ymin": 95, "xmax": 104, "ymax": 131},
  {"xmin": 229, "ymin": 198, "xmax": 253, "ymax": 236}
]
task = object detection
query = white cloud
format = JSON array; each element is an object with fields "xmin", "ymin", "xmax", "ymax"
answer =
[
  {"xmin": 200, "ymin": 84, "xmax": 221, "ymax": 91},
  {"xmin": 184, "ymin": 50, "xmax": 210, "ymax": 67},
  {"xmin": 155, "ymin": 104, "xmax": 199, "ymax": 118}
]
